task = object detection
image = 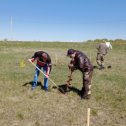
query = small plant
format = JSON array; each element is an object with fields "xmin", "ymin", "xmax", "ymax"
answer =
[
  {"xmin": 91, "ymin": 109, "xmax": 98, "ymax": 116},
  {"xmin": 35, "ymin": 120, "xmax": 40, "ymax": 126},
  {"xmin": 17, "ymin": 113, "xmax": 24, "ymax": 120}
]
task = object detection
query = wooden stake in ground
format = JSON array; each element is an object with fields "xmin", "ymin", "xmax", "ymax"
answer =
[{"xmin": 87, "ymin": 108, "xmax": 91, "ymax": 126}]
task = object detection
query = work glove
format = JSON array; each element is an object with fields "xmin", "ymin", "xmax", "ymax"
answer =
[
  {"xmin": 45, "ymin": 74, "xmax": 49, "ymax": 78},
  {"xmin": 68, "ymin": 64, "xmax": 76, "ymax": 72},
  {"xmin": 28, "ymin": 59, "xmax": 32, "ymax": 62},
  {"xmin": 28, "ymin": 58, "xmax": 35, "ymax": 62},
  {"xmin": 68, "ymin": 63, "xmax": 74, "ymax": 69}
]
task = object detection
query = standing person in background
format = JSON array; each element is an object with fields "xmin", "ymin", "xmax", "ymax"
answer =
[
  {"xmin": 96, "ymin": 42, "xmax": 112, "ymax": 70},
  {"xmin": 67, "ymin": 49, "xmax": 93, "ymax": 99},
  {"xmin": 28, "ymin": 51, "xmax": 52, "ymax": 91}
]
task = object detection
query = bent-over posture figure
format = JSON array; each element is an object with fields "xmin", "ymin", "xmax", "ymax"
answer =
[
  {"xmin": 96, "ymin": 42, "xmax": 112, "ymax": 69},
  {"xmin": 67, "ymin": 49, "xmax": 93, "ymax": 99},
  {"xmin": 28, "ymin": 51, "xmax": 52, "ymax": 90}
]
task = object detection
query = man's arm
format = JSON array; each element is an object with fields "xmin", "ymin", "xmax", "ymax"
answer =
[
  {"xmin": 28, "ymin": 57, "xmax": 35, "ymax": 62},
  {"xmin": 68, "ymin": 58, "xmax": 76, "ymax": 72}
]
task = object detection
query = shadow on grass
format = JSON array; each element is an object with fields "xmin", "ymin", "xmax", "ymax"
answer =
[
  {"xmin": 22, "ymin": 81, "xmax": 45, "ymax": 90},
  {"xmin": 22, "ymin": 82, "xmax": 81, "ymax": 97},
  {"xmin": 93, "ymin": 65, "xmax": 112, "ymax": 70},
  {"xmin": 93, "ymin": 65, "xmax": 99, "ymax": 69},
  {"xmin": 53, "ymin": 84, "xmax": 81, "ymax": 97}
]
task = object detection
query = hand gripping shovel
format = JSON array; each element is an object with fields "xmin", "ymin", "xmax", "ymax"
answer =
[{"xmin": 29, "ymin": 61, "xmax": 65, "ymax": 94}]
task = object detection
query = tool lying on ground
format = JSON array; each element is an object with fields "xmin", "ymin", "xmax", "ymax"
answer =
[{"xmin": 29, "ymin": 60, "xmax": 65, "ymax": 94}]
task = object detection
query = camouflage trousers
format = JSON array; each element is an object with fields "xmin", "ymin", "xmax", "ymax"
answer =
[
  {"xmin": 96, "ymin": 53, "xmax": 105, "ymax": 68},
  {"xmin": 81, "ymin": 70, "xmax": 93, "ymax": 99}
]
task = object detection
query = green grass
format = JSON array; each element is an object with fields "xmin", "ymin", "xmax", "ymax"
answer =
[{"xmin": 0, "ymin": 41, "xmax": 126, "ymax": 126}]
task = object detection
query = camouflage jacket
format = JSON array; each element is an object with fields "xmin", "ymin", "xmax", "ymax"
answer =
[
  {"xmin": 96, "ymin": 43, "xmax": 109, "ymax": 55},
  {"xmin": 70, "ymin": 50, "xmax": 93, "ymax": 73}
]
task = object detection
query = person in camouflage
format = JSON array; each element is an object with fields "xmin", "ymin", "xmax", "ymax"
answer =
[
  {"xmin": 28, "ymin": 51, "xmax": 52, "ymax": 90},
  {"xmin": 67, "ymin": 49, "xmax": 93, "ymax": 99},
  {"xmin": 96, "ymin": 42, "xmax": 112, "ymax": 70}
]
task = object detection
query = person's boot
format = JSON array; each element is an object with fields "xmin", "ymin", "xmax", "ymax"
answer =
[
  {"xmin": 81, "ymin": 87, "xmax": 85, "ymax": 98},
  {"xmin": 99, "ymin": 65, "xmax": 105, "ymax": 70},
  {"xmin": 44, "ymin": 86, "xmax": 48, "ymax": 92},
  {"xmin": 82, "ymin": 94, "xmax": 91, "ymax": 99},
  {"xmin": 32, "ymin": 82, "xmax": 37, "ymax": 90},
  {"xmin": 81, "ymin": 87, "xmax": 91, "ymax": 99}
]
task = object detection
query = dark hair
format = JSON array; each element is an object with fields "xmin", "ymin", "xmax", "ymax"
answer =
[{"xmin": 67, "ymin": 49, "xmax": 75, "ymax": 55}]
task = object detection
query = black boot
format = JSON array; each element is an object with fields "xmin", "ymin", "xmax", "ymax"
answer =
[
  {"xmin": 82, "ymin": 94, "xmax": 91, "ymax": 99},
  {"xmin": 81, "ymin": 87, "xmax": 85, "ymax": 98},
  {"xmin": 81, "ymin": 87, "xmax": 91, "ymax": 99},
  {"xmin": 99, "ymin": 65, "xmax": 105, "ymax": 70}
]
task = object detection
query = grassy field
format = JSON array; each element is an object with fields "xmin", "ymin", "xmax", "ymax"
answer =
[{"xmin": 0, "ymin": 41, "xmax": 126, "ymax": 126}]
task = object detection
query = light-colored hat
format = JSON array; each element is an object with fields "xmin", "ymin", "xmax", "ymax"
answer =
[{"xmin": 105, "ymin": 42, "xmax": 112, "ymax": 49}]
